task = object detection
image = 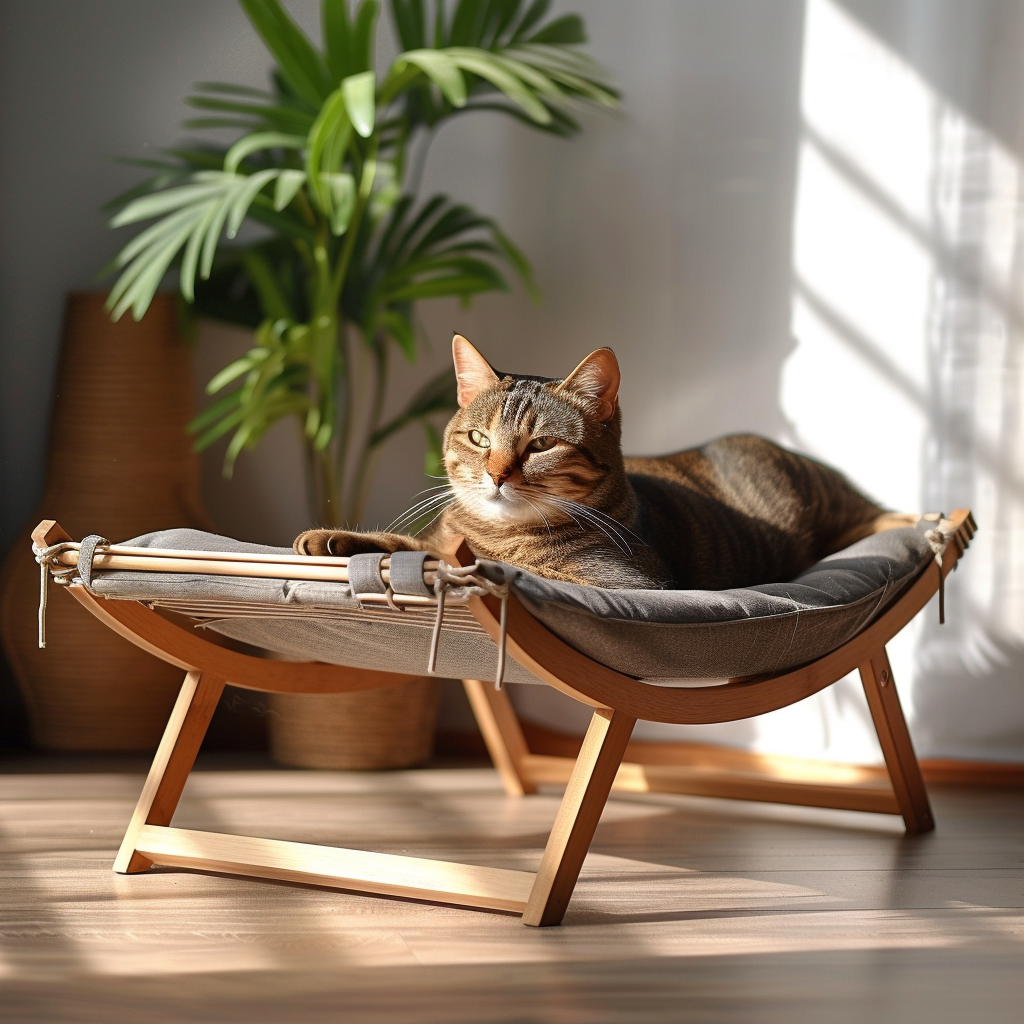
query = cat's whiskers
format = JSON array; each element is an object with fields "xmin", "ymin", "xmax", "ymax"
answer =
[
  {"xmin": 519, "ymin": 489, "xmax": 631, "ymax": 555},
  {"xmin": 546, "ymin": 495, "xmax": 644, "ymax": 545},
  {"xmin": 411, "ymin": 501, "xmax": 454, "ymax": 537},
  {"xmin": 540, "ymin": 495, "xmax": 634, "ymax": 554},
  {"xmin": 532, "ymin": 493, "xmax": 587, "ymax": 536},
  {"xmin": 389, "ymin": 482, "xmax": 454, "ymax": 514},
  {"xmin": 517, "ymin": 491, "xmax": 554, "ymax": 538},
  {"xmin": 388, "ymin": 501, "xmax": 452, "ymax": 536},
  {"xmin": 388, "ymin": 490, "xmax": 453, "ymax": 525},
  {"xmin": 564, "ymin": 509, "xmax": 631, "ymax": 555},
  {"xmin": 387, "ymin": 488, "xmax": 455, "ymax": 533}
]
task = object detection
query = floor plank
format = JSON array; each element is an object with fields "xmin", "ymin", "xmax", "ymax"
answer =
[{"xmin": 0, "ymin": 758, "xmax": 1022, "ymax": 1023}]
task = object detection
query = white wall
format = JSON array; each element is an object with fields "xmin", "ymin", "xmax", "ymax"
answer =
[{"xmin": 2, "ymin": 1, "xmax": 1022, "ymax": 761}]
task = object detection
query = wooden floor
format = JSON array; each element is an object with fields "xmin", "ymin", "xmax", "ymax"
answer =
[{"xmin": 1, "ymin": 755, "xmax": 1022, "ymax": 1023}]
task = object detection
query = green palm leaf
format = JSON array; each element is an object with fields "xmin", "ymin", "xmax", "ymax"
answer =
[
  {"xmin": 224, "ymin": 132, "xmax": 305, "ymax": 172},
  {"xmin": 238, "ymin": 0, "xmax": 333, "ymax": 107},
  {"xmin": 108, "ymin": 170, "xmax": 294, "ymax": 320},
  {"xmin": 305, "ymin": 87, "xmax": 352, "ymax": 211},
  {"xmin": 445, "ymin": 48, "xmax": 550, "ymax": 123},
  {"xmin": 322, "ymin": 0, "xmax": 354, "ymax": 81},
  {"xmin": 527, "ymin": 13, "xmax": 585, "ymax": 44},
  {"xmin": 350, "ymin": 1, "xmax": 381, "ymax": 74},
  {"xmin": 342, "ymin": 70, "xmax": 377, "ymax": 137},
  {"xmin": 384, "ymin": 49, "xmax": 467, "ymax": 107}
]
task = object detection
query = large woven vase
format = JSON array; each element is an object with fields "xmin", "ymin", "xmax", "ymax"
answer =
[{"xmin": 0, "ymin": 292, "xmax": 209, "ymax": 751}]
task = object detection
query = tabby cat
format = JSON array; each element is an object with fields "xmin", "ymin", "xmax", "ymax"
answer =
[{"xmin": 295, "ymin": 335, "xmax": 915, "ymax": 589}]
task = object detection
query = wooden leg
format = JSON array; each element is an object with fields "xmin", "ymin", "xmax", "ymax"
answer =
[
  {"xmin": 522, "ymin": 708, "xmax": 636, "ymax": 927},
  {"xmin": 859, "ymin": 648, "xmax": 934, "ymax": 834},
  {"xmin": 462, "ymin": 679, "xmax": 538, "ymax": 796},
  {"xmin": 113, "ymin": 671, "xmax": 225, "ymax": 873}
]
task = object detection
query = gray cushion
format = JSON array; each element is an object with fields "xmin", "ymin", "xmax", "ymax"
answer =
[
  {"xmin": 477, "ymin": 528, "xmax": 933, "ymax": 679},
  {"xmin": 86, "ymin": 526, "xmax": 934, "ymax": 683}
]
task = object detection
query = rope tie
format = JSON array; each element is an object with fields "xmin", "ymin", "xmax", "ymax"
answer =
[
  {"xmin": 923, "ymin": 517, "xmax": 958, "ymax": 626},
  {"xmin": 32, "ymin": 542, "xmax": 80, "ymax": 649},
  {"xmin": 427, "ymin": 559, "xmax": 510, "ymax": 689}
]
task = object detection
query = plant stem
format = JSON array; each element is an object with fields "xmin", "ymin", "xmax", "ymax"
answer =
[
  {"xmin": 332, "ymin": 319, "xmax": 354, "ymax": 524},
  {"xmin": 329, "ymin": 137, "xmax": 379, "ymax": 308},
  {"xmin": 322, "ymin": 137, "xmax": 381, "ymax": 525},
  {"xmin": 306, "ymin": 227, "xmax": 344, "ymax": 523},
  {"xmin": 301, "ymin": 425, "xmax": 317, "ymax": 521},
  {"xmin": 348, "ymin": 337, "xmax": 389, "ymax": 524},
  {"xmin": 316, "ymin": 445, "xmax": 338, "ymax": 525}
]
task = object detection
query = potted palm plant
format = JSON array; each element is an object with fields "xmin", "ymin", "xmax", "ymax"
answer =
[{"xmin": 105, "ymin": 0, "xmax": 617, "ymax": 767}]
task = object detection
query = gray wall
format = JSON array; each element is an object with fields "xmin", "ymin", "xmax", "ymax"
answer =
[{"xmin": 3, "ymin": 1, "xmax": 1022, "ymax": 760}]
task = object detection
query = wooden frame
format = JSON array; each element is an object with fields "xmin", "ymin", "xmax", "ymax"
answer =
[{"xmin": 31, "ymin": 510, "xmax": 974, "ymax": 926}]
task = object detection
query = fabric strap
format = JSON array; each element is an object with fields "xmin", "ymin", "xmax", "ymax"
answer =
[
  {"xmin": 347, "ymin": 553, "xmax": 387, "ymax": 596},
  {"xmin": 77, "ymin": 535, "xmax": 109, "ymax": 590},
  {"xmin": 388, "ymin": 551, "xmax": 432, "ymax": 598}
]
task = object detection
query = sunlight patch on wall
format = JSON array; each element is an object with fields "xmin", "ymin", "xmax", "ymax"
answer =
[
  {"xmin": 782, "ymin": 0, "xmax": 1024, "ymax": 759},
  {"xmin": 784, "ymin": 0, "xmax": 937, "ymax": 509}
]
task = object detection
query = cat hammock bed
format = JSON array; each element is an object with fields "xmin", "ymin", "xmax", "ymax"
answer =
[{"xmin": 32, "ymin": 510, "xmax": 974, "ymax": 926}]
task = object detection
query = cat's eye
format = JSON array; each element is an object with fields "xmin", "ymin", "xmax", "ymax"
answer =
[
  {"xmin": 467, "ymin": 429, "xmax": 490, "ymax": 448},
  {"xmin": 526, "ymin": 436, "xmax": 558, "ymax": 453}
]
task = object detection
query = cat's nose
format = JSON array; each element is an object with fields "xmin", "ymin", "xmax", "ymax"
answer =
[{"xmin": 489, "ymin": 467, "xmax": 512, "ymax": 487}]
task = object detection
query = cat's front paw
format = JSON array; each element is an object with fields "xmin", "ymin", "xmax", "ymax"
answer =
[{"xmin": 293, "ymin": 529, "xmax": 370, "ymax": 557}]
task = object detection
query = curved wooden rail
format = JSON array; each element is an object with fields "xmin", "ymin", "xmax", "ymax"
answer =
[
  {"xmin": 67, "ymin": 588, "xmax": 419, "ymax": 694},
  {"xmin": 464, "ymin": 509, "xmax": 974, "ymax": 724},
  {"xmin": 34, "ymin": 516, "xmax": 417, "ymax": 695}
]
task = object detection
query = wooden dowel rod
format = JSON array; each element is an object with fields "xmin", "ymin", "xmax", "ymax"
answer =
[
  {"xmin": 56, "ymin": 544, "xmax": 356, "ymax": 566},
  {"xmin": 66, "ymin": 553, "xmax": 352, "ymax": 581},
  {"xmin": 52, "ymin": 550, "xmax": 440, "ymax": 586},
  {"xmin": 53, "ymin": 543, "xmax": 445, "ymax": 571}
]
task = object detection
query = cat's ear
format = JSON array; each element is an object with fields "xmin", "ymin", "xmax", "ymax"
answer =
[
  {"xmin": 557, "ymin": 348, "xmax": 620, "ymax": 422},
  {"xmin": 452, "ymin": 334, "xmax": 498, "ymax": 408}
]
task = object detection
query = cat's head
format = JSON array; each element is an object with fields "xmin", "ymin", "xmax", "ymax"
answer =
[{"xmin": 443, "ymin": 334, "xmax": 624, "ymax": 525}]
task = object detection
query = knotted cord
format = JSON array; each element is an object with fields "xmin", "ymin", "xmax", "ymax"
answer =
[
  {"xmin": 428, "ymin": 560, "xmax": 510, "ymax": 689},
  {"xmin": 922, "ymin": 516, "xmax": 959, "ymax": 625},
  {"xmin": 32, "ymin": 541, "xmax": 81, "ymax": 648}
]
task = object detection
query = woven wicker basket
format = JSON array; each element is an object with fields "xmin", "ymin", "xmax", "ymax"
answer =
[
  {"xmin": 0, "ymin": 292, "xmax": 208, "ymax": 751},
  {"xmin": 267, "ymin": 680, "xmax": 440, "ymax": 770}
]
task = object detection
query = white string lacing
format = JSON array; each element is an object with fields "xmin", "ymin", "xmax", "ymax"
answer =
[
  {"xmin": 427, "ymin": 560, "xmax": 510, "ymax": 689},
  {"xmin": 32, "ymin": 542, "xmax": 80, "ymax": 648}
]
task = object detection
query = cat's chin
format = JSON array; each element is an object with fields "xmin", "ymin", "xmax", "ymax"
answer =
[
  {"xmin": 481, "ymin": 498, "xmax": 538, "ymax": 523},
  {"xmin": 457, "ymin": 487, "xmax": 543, "ymax": 525}
]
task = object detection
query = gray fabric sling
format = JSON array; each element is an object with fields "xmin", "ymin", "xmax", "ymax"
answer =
[{"xmin": 84, "ymin": 526, "xmax": 936, "ymax": 686}]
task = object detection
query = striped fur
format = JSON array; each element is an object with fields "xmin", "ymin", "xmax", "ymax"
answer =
[{"xmin": 295, "ymin": 338, "xmax": 910, "ymax": 589}]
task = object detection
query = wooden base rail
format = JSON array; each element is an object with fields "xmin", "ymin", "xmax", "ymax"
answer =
[
  {"xmin": 106, "ymin": 665, "xmax": 634, "ymax": 926},
  {"xmin": 31, "ymin": 511, "xmax": 975, "ymax": 926},
  {"xmin": 440, "ymin": 721, "xmax": 1024, "ymax": 789},
  {"xmin": 521, "ymin": 754, "xmax": 901, "ymax": 815},
  {"xmin": 131, "ymin": 825, "xmax": 535, "ymax": 914}
]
